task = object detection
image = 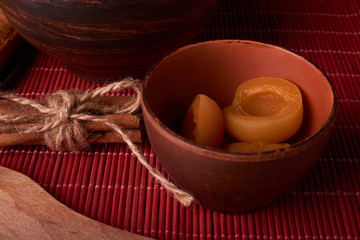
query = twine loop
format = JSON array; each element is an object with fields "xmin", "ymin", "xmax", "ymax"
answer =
[{"xmin": 0, "ymin": 78, "xmax": 195, "ymax": 206}]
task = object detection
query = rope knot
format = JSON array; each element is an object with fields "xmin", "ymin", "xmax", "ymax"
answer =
[{"xmin": 43, "ymin": 90, "xmax": 90, "ymax": 152}]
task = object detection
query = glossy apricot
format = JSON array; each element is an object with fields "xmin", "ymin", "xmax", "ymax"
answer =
[
  {"xmin": 180, "ymin": 94, "xmax": 224, "ymax": 148},
  {"xmin": 223, "ymin": 77, "xmax": 303, "ymax": 143},
  {"xmin": 224, "ymin": 141, "xmax": 290, "ymax": 153}
]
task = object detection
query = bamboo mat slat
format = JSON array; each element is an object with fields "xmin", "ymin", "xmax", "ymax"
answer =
[{"xmin": 1, "ymin": 0, "xmax": 360, "ymax": 239}]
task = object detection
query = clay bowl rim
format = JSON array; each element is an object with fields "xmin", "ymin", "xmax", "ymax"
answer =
[{"xmin": 141, "ymin": 39, "xmax": 338, "ymax": 162}]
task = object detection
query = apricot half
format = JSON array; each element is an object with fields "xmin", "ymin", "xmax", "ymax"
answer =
[
  {"xmin": 224, "ymin": 141, "xmax": 290, "ymax": 153},
  {"xmin": 223, "ymin": 77, "xmax": 303, "ymax": 143},
  {"xmin": 180, "ymin": 94, "xmax": 224, "ymax": 148}
]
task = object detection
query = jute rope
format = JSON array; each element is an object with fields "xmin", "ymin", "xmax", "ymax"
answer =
[{"xmin": 0, "ymin": 78, "xmax": 194, "ymax": 206}]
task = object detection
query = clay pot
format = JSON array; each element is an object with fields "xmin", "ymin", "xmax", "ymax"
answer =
[
  {"xmin": 0, "ymin": 0, "xmax": 219, "ymax": 82},
  {"xmin": 141, "ymin": 40, "xmax": 337, "ymax": 213}
]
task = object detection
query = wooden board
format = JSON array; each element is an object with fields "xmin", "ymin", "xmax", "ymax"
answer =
[{"xmin": 0, "ymin": 166, "xmax": 151, "ymax": 240}]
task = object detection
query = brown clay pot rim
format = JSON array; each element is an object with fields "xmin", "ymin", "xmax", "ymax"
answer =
[{"xmin": 142, "ymin": 39, "xmax": 338, "ymax": 162}]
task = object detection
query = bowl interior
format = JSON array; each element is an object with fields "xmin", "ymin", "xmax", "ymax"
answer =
[{"xmin": 144, "ymin": 40, "xmax": 335, "ymax": 146}]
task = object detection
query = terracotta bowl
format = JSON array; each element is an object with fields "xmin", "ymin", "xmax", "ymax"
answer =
[
  {"xmin": 141, "ymin": 40, "xmax": 337, "ymax": 213},
  {"xmin": 0, "ymin": 0, "xmax": 218, "ymax": 82}
]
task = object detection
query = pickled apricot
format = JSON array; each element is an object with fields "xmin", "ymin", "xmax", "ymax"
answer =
[
  {"xmin": 224, "ymin": 141, "xmax": 290, "ymax": 153},
  {"xmin": 223, "ymin": 77, "xmax": 303, "ymax": 143},
  {"xmin": 180, "ymin": 94, "xmax": 224, "ymax": 148}
]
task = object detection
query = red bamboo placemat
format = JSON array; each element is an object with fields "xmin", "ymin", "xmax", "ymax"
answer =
[{"xmin": 1, "ymin": 0, "xmax": 360, "ymax": 239}]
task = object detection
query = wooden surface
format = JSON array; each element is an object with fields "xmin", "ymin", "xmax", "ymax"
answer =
[{"xmin": 0, "ymin": 166, "xmax": 151, "ymax": 240}]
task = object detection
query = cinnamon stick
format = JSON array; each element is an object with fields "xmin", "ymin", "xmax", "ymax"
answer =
[
  {"xmin": 85, "ymin": 113, "xmax": 140, "ymax": 130},
  {"xmin": 0, "ymin": 95, "xmax": 136, "ymax": 116},
  {"xmin": 88, "ymin": 130, "xmax": 142, "ymax": 144},
  {"xmin": 0, "ymin": 129, "xmax": 142, "ymax": 147},
  {"xmin": 0, "ymin": 95, "xmax": 143, "ymax": 147},
  {"xmin": 0, "ymin": 113, "xmax": 140, "ymax": 133}
]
